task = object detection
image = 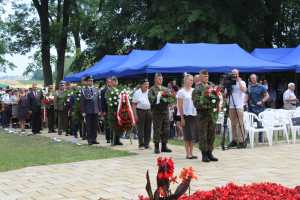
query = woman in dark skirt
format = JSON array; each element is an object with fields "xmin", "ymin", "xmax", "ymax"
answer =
[
  {"xmin": 178, "ymin": 73, "xmax": 198, "ymax": 159},
  {"xmin": 16, "ymin": 88, "xmax": 28, "ymax": 133}
]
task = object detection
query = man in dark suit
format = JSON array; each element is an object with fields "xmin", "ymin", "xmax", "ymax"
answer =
[
  {"xmin": 80, "ymin": 75, "xmax": 101, "ymax": 145},
  {"xmin": 101, "ymin": 77, "xmax": 112, "ymax": 143},
  {"xmin": 27, "ymin": 84, "xmax": 43, "ymax": 134}
]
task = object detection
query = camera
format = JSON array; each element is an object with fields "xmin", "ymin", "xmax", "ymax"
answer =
[{"xmin": 222, "ymin": 72, "xmax": 237, "ymax": 88}]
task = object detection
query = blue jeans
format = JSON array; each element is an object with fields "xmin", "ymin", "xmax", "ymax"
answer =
[
  {"xmin": 169, "ymin": 120, "xmax": 174, "ymax": 139},
  {"xmin": 73, "ymin": 117, "xmax": 81, "ymax": 138}
]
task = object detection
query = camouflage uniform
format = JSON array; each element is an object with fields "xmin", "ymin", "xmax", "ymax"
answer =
[
  {"xmin": 192, "ymin": 83, "xmax": 215, "ymax": 152},
  {"xmin": 148, "ymin": 85, "xmax": 170, "ymax": 144},
  {"xmin": 54, "ymin": 88, "xmax": 67, "ymax": 133},
  {"xmin": 45, "ymin": 92, "xmax": 55, "ymax": 129}
]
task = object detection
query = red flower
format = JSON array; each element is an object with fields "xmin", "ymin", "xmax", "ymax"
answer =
[
  {"xmin": 122, "ymin": 128, "xmax": 125, "ymax": 131},
  {"xmin": 124, "ymin": 116, "xmax": 127, "ymax": 120},
  {"xmin": 128, "ymin": 113, "xmax": 131, "ymax": 116},
  {"xmin": 224, "ymin": 95, "xmax": 226, "ymax": 98},
  {"xmin": 113, "ymin": 112, "xmax": 116, "ymax": 115},
  {"xmin": 206, "ymin": 93, "xmax": 209, "ymax": 97},
  {"xmin": 122, "ymin": 109, "xmax": 125, "ymax": 113},
  {"xmin": 206, "ymin": 86, "xmax": 209, "ymax": 89},
  {"xmin": 162, "ymin": 93, "xmax": 166, "ymax": 97},
  {"xmin": 113, "ymin": 118, "xmax": 116, "ymax": 121},
  {"xmin": 170, "ymin": 95, "xmax": 173, "ymax": 98},
  {"xmin": 120, "ymin": 114, "xmax": 123, "ymax": 118},
  {"xmin": 216, "ymin": 84, "xmax": 219, "ymax": 86},
  {"xmin": 164, "ymin": 91, "xmax": 168, "ymax": 93},
  {"xmin": 157, "ymin": 92, "xmax": 159, "ymax": 94},
  {"xmin": 215, "ymin": 89, "xmax": 220, "ymax": 93},
  {"xmin": 114, "ymin": 125, "xmax": 117, "ymax": 128},
  {"xmin": 126, "ymin": 120, "xmax": 129, "ymax": 123},
  {"xmin": 221, "ymin": 89, "xmax": 224, "ymax": 92},
  {"xmin": 116, "ymin": 121, "xmax": 119, "ymax": 124}
]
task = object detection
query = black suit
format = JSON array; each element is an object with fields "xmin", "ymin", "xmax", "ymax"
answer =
[
  {"xmin": 27, "ymin": 91, "xmax": 43, "ymax": 133},
  {"xmin": 101, "ymin": 87, "xmax": 111, "ymax": 141}
]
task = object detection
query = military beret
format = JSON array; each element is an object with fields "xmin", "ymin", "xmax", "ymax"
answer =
[
  {"xmin": 81, "ymin": 77, "xmax": 86, "ymax": 81},
  {"xmin": 66, "ymin": 81, "xmax": 71, "ymax": 85},
  {"xmin": 59, "ymin": 81, "xmax": 66, "ymax": 86},
  {"xmin": 140, "ymin": 78, "xmax": 148, "ymax": 85},
  {"xmin": 111, "ymin": 76, "xmax": 118, "ymax": 81},
  {"xmin": 155, "ymin": 73, "xmax": 162, "ymax": 77},
  {"xmin": 48, "ymin": 85, "xmax": 53, "ymax": 89},
  {"xmin": 85, "ymin": 75, "xmax": 93, "ymax": 81},
  {"xmin": 199, "ymin": 69, "xmax": 208, "ymax": 75}
]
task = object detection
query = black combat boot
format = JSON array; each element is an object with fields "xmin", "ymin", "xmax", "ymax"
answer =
[
  {"xmin": 58, "ymin": 131, "xmax": 62, "ymax": 135},
  {"xmin": 48, "ymin": 127, "xmax": 51, "ymax": 133},
  {"xmin": 115, "ymin": 136, "xmax": 123, "ymax": 145},
  {"xmin": 201, "ymin": 151, "xmax": 210, "ymax": 162},
  {"xmin": 65, "ymin": 130, "xmax": 69, "ymax": 136},
  {"xmin": 51, "ymin": 127, "xmax": 57, "ymax": 133},
  {"xmin": 69, "ymin": 130, "xmax": 74, "ymax": 136},
  {"xmin": 154, "ymin": 143, "xmax": 160, "ymax": 154},
  {"xmin": 207, "ymin": 151, "xmax": 218, "ymax": 161},
  {"xmin": 161, "ymin": 142, "xmax": 172, "ymax": 152}
]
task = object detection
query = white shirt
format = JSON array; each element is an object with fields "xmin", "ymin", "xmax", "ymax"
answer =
[
  {"xmin": 283, "ymin": 89, "xmax": 297, "ymax": 104},
  {"xmin": 132, "ymin": 89, "xmax": 151, "ymax": 110},
  {"xmin": 2, "ymin": 94, "xmax": 9, "ymax": 104},
  {"xmin": 228, "ymin": 80, "xmax": 246, "ymax": 109},
  {"xmin": 264, "ymin": 84, "xmax": 268, "ymax": 90},
  {"xmin": 177, "ymin": 88, "xmax": 197, "ymax": 116},
  {"xmin": 169, "ymin": 108, "xmax": 174, "ymax": 121}
]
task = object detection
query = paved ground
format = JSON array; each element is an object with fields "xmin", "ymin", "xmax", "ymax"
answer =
[{"xmin": 0, "ymin": 129, "xmax": 300, "ymax": 200}]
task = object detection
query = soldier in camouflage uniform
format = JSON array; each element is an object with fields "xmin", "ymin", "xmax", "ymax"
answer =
[
  {"xmin": 192, "ymin": 69, "xmax": 218, "ymax": 162},
  {"xmin": 54, "ymin": 81, "xmax": 68, "ymax": 135},
  {"xmin": 65, "ymin": 81, "xmax": 73, "ymax": 136},
  {"xmin": 46, "ymin": 85, "xmax": 57, "ymax": 133},
  {"xmin": 148, "ymin": 73, "xmax": 172, "ymax": 154},
  {"xmin": 105, "ymin": 76, "xmax": 123, "ymax": 146}
]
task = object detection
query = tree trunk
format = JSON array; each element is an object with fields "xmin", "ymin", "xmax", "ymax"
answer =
[
  {"xmin": 33, "ymin": 0, "xmax": 53, "ymax": 86},
  {"xmin": 55, "ymin": 0, "xmax": 70, "ymax": 88},
  {"xmin": 73, "ymin": 31, "xmax": 81, "ymax": 55}
]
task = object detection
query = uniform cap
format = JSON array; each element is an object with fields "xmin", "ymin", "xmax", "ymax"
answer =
[
  {"xmin": 111, "ymin": 76, "xmax": 118, "ymax": 81},
  {"xmin": 81, "ymin": 77, "xmax": 86, "ymax": 81},
  {"xmin": 85, "ymin": 75, "xmax": 93, "ymax": 81},
  {"xmin": 140, "ymin": 78, "xmax": 148, "ymax": 85},
  {"xmin": 24, "ymin": 89, "xmax": 28, "ymax": 92},
  {"xmin": 6, "ymin": 89, "xmax": 12, "ymax": 93},
  {"xmin": 155, "ymin": 73, "xmax": 162, "ymax": 77},
  {"xmin": 199, "ymin": 69, "xmax": 208, "ymax": 75},
  {"xmin": 48, "ymin": 85, "xmax": 53, "ymax": 89},
  {"xmin": 59, "ymin": 81, "xmax": 66, "ymax": 86},
  {"xmin": 66, "ymin": 81, "xmax": 71, "ymax": 85},
  {"xmin": 14, "ymin": 88, "xmax": 19, "ymax": 92}
]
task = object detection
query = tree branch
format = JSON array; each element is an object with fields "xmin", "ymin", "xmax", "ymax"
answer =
[{"xmin": 32, "ymin": 0, "xmax": 42, "ymax": 16}]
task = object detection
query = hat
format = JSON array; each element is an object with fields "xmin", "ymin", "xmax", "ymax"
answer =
[
  {"xmin": 140, "ymin": 78, "xmax": 148, "ymax": 85},
  {"xmin": 59, "ymin": 81, "xmax": 66, "ymax": 86},
  {"xmin": 66, "ymin": 81, "xmax": 71, "ymax": 85},
  {"xmin": 111, "ymin": 76, "xmax": 118, "ymax": 81},
  {"xmin": 199, "ymin": 69, "xmax": 208, "ymax": 75},
  {"xmin": 85, "ymin": 75, "xmax": 93, "ymax": 81},
  {"xmin": 48, "ymin": 85, "xmax": 53, "ymax": 89},
  {"xmin": 81, "ymin": 77, "xmax": 86, "ymax": 81},
  {"xmin": 14, "ymin": 88, "xmax": 19, "ymax": 92},
  {"xmin": 155, "ymin": 73, "xmax": 162, "ymax": 77},
  {"xmin": 6, "ymin": 89, "xmax": 12, "ymax": 93},
  {"xmin": 25, "ymin": 89, "xmax": 28, "ymax": 92}
]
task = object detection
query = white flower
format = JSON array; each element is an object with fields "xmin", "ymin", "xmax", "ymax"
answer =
[
  {"xmin": 67, "ymin": 99, "xmax": 70, "ymax": 102},
  {"xmin": 115, "ymin": 89, "xmax": 118, "ymax": 92},
  {"xmin": 223, "ymin": 108, "xmax": 227, "ymax": 112},
  {"xmin": 68, "ymin": 94, "xmax": 70, "ymax": 96},
  {"xmin": 111, "ymin": 91, "xmax": 114, "ymax": 94},
  {"xmin": 46, "ymin": 96, "xmax": 49, "ymax": 100},
  {"xmin": 77, "ymin": 98, "xmax": 79, "ymax": 100},
  {"xmin": 212, "ymin": 99, "xmax": 216, "ymax": 103},
  {"xmin": 71, "ymin": 92, "xmax": 73, "ymax": 95},
  {"xmin": 110, "ymin": 104, "xmax": 112, "ymax": 106},
  {"xmin": 114, "ymin": 102, "xmax": 117, "ymax": 105},
  {"xmin": 123, "ymin": 100, "xmax": 126, "ymax": 102},
  {"xmin": 109, "ymin": 98, "xmax": 112, "ymax": 101},
  {"xmin": 213, "ymin": 108, "xmax": 217, "ymax": 112},
  {"xmin": 78, "ymin": 94, "xmax": 81, "ymax": 97},
  {"xmin": 114, "ymin": 96, "xmax": 116, "ymax": 99}
]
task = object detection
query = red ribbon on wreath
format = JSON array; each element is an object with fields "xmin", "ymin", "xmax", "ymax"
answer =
[
  {"xmin": 208, "ymin": 86, "xmax": 223, "ymax": 111},
  {"xmin": 117, "ymin": 92, "xmax": 135, "ymax": 126}
]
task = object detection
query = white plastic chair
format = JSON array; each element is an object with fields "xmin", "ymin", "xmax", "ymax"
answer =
[
  {"xmin": 288, "ymin": 111, "xmax": 300, "ymax": 144},
  {"xmin": 277, "ymin": 110, "xmax": 293, "ymax": 135},
  {"xmin": 259, "ymin": 111, "xmax": 289, "ymax": 146},
  {"xmin": 244, "ymin": 112, "xmax": 269, "ymax": 148},
  {"xmin": 296, "ymin": 107, "xmax": 300, "ymax": 110}
]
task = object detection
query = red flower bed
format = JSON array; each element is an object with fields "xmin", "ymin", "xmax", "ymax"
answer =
[{"xmin": 138, "ymin": 183, "xmax": 300, "ymax": 199}]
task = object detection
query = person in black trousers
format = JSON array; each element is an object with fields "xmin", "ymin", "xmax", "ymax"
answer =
[
  {"xmin": 27, "ymin": 84, "xmax": 43, "ymax": 134},
  {"xmin": 101, "ymin": 77, "xmax": 112, "ymax": 143}
]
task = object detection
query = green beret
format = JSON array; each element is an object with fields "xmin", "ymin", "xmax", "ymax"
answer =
[
  {"xmin": 199, "ymin": 69, "xmax": 208, "ymax": 75},
  {"xmin": 111, "ymin": 76, "xmax": 118, "ymax": 81}
]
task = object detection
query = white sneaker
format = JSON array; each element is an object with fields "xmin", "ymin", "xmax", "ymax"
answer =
[
  {"xmin": 180, "ymin": 136, "xmax": 184, "ymax": 140},
  {"xmin": 145, "ymin": 146, "xmax": 152, "ymax": 150},
  {"xmin": 139, "ymin": 146, "xmax": 145, "ymax": 150}
]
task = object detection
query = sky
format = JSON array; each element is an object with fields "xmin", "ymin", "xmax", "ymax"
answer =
[{"xmin": 1, "ymin": 1, "xmax": 87, "ymax": 77}]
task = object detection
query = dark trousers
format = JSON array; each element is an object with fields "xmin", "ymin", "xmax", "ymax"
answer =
[
  {"xmin": 47, "ymin": 108, "xmax": 55, "ymax": 128},
  {"xmin": 136, "ymin": 109, "xmax": 152, "ymax": 147},
  {"xmin": 169, "ymin": 120, "xmax": 174, "ymax": 139},
  {"xmin": 2, "ymin": 106, "xmax": 10, "ymax": 127},
  {"xmin": 31, "ymin": 111, "xmax": 41, "ymax": 133},
  {"xmin": 86, "ymin": 114, "xmax": 98, "ymax": 143},
  {"xmin": 104, "ymin": 117, "xmax": 111, "ymax": 141},
  {"xmin": 73, "ymin": 117, "xmax": 81, "ymax": 138}
]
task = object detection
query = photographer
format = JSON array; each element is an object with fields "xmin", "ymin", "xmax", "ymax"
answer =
[
  {"xmin": 226, "ymin": 69, "xmax": 247, "ymax": 149},
  {"xmin": 244, "ymin": 74, "xmax": 269, "ymax": 142}
]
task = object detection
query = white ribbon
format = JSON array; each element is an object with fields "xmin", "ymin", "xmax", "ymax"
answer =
[{"xmin": 156, "ymin": 91, "xmax": 162, "ymax": 104}]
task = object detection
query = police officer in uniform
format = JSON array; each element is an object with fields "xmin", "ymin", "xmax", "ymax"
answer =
[
  {"xmin": 46, "ymin": 85, "xmax": 57, "ymax": 133},
  {"xmin": 80, "ymin": 77, "xmax": 87, "ymax": 139},
  {"xmin": 192, "ymin": 69, "xmax": 218, "ymax": 162},
  {"xmin": 105, "ymin": 76, "xmax": 123, "ymax": 146},
  {"xmin": 54, "ymin": 81, "xmax": 67, "ymax": 135},
  {"xmin": 1, "ymin": 89, "xmax": 12, "ymax": 129},
  {"xmin": 148, "ymin": 73, "xmax": 172, "ymax": 154},
  {"xmin": 80, "ymin": 75, "xmax": 101, "ymax": 145}
]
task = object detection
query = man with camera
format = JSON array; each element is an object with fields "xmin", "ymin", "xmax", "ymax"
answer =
[
  {"xmin": 244, "ymin": 74, "xmax": 269, "ymax": 142},
  {"xmin": 226, "ymin": 69, "xmax": 247, "ymax": 149}
]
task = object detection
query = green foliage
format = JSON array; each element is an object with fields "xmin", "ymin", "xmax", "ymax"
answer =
[
  {"xmin": 72, "ymin": 88, "xmax": 83, "ymax": 123},
  {"xmin": 0, "ymin": 131, "xmax": 136, "ymax": 172},
  {"xmin": 17, "ymin": 80, "xmax": 44, "ymax": 85},
  {"xmin": 32, "ymin": 69, "xmax": 44, "ymax": 80},
  {"xmin": 151, "ymin": 91, "xmax": 177, "ymax": 105}
]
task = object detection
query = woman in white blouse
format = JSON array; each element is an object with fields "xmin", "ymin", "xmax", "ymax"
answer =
[{"xmin": 177, "ymin": 73, "xmax": 198, "ymax": 159}]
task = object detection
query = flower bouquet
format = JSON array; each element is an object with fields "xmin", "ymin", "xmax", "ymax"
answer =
[
  {"xmin": 39, "ymin": 95, "xmax": 54, "ymax": 123},
  {"xmin": 106, "ymin": 85, "xmax": 134, "ymax": 146},
  {"xmin": 73, "ymin": 89, "xmax": 83, "ymax": 123},
  {"xmin": 61, "ymin": 89, "xmax": 74, "ymax": 116},
  {"xmin": 151, "ymin": 90, "xmax": 177, "ymax": 105},
  {"xmin": 199, "ymin": 84, "xmax": 227, "ymax": 124},
  {"xmin": 39, "ymin": 86, "xmax": 48, "ymax": 96}
]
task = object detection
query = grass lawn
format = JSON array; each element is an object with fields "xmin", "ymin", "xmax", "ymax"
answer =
[
  {"xmin": 0, "ymin": 131, "xmax": 136, "ymax": 172},
  {"xmin": 17, "ymin": 80, "xmax": 44, "ymax": 85}
]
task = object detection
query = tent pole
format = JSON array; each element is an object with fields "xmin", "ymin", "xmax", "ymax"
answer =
[{"xmin": 295, "ymin": 70, "xmax": 297, "ymax": 97}]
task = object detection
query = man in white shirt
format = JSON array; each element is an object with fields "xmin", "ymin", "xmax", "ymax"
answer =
[
  {"xmin": 1, "ymin": 89, "xmax": 12, "ymax": 129},
  {"xmin": 283, "ymin": 83, "xmax": 298, "ymax": 110},
  {"xmin": 227, "ymin": 69, "xmax": 247, "ymax": 149},
  {"xmin": 263, "ymin": 80, "xmax": 268, "ymax": 90},
  {"xmin": 133, "ymin": 78, "xmax": 152, "ymax": 150}
]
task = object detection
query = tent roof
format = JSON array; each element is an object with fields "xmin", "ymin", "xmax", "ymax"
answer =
[
  {"xmin": 112, "ymin": 43, "xmax": 294, "ymax": 78},
  {"xmin": 273, "ymin": 45, "xmax": 300, "ymax": 73},
  {"xmin": 251, "ymin": 47, "xmax": 295, "ymax": 61},
  {"xmin": 64, "ymin": 55, "xmax": 127, "ymax": 82},
  {"xmin": 0, "ymin": 84, "xmax": 9, "ymax": 89},
  {"xmin": 96, "ymin": 50, "xmax": 160, "ymax": 79}
]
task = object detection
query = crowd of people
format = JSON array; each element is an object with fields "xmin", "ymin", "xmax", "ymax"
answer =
[{"xmin": 1, "ymin": 71, "xmax": 298, "ymax": 162}]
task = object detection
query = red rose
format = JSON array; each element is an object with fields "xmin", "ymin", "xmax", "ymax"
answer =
[
  {"xmin": 113, "ymin": 118, "xmax": 116, "ymax": 121},
  {"xmin": 124, "ymin": 116, "xmax": 127, "ymax": 120},
  {"xmin": 221, "ymin": 89, "xmax": 224, "ymax": 92},
  {"xmin": 123, "ymin": 106, "xmax": 126, "ymax": 108},
  {"xmin": 224, "ymin": 95, "xmax": 226, "ymax": 98},
  {"xmin": 113, "ymin": 112, "xmax": 116, "ymax": 115},
  {"xmin": 114, "ymin": 125, "xmax": 117, "ymax": 128},
  {"xmin": 120, "ymin": 114, "xmax": 123, "ymax": 118},
  {"xmin": 128, "ymin": 113, "xmax": 131, "ymax": 116},
  {"xmin": 206, "ymin": 86, "xmax": 209, "ymax": 89},
  {"xmin": 127, "ymin": 125, "xmax": 130, "ymax": 127},
  {"xmin": 122, "ymin": 128, "xmax": 125, "ymax": 131},
  {"xmin": 116, "ymin": 121, "xmax": 119, "ymax": 124},
  {"xmin": 118, "ymin": 126, "xmax": 121, "ymax": 129},
  {"xmin": 206, "ymin": 93, "xmax": 209, "ymax": 97},
  {"xmin": 216, "ymin": 89, "xmax": 220, "ymax": 93},
  {"xmin": 170, "ymin": 95, "xmax": 173, "ymax": 98},
  {"xmin": 118, "ymin": 112, "xmax": 121, "ymax": 115},
  {"xmin": 157, "ymin": 92, "xmax": 159, "ymax": 94},
  {"xmin": 122, "ymin": 109, "xmax": 125, "ymax": 113},
  {"xmin": 164, "ymin": 91, "xmax": 168, "ymax": 93},
  {"xmin": 162, "ymin": 93, "xmax": 166, "ymax": 97},
  {"xmin": 126, "ymin": 120, "xmax": 129, "ymax": 123},
  {"xmin": 126, "ymin": 108, "xmax": 130, "ymax": 112},
  {"xmin": 216, "ymin": 84, "xmax": 219, "ymax": 86}
]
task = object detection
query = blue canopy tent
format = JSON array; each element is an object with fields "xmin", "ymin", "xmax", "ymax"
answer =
[
  {"xmin": 64, "ymin": 55, "xmax": 127, "ymax": 82},
  {"xmin": 95, "ymin": 50, "xmax": 160, "ymax": 79},
  {"xmin": 251, "ymin": 48, "xmax": 295, "ymax": 61},
  {"xmin": 111, "ymin": 43, "xmax": 294, "ymax": 78}
]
